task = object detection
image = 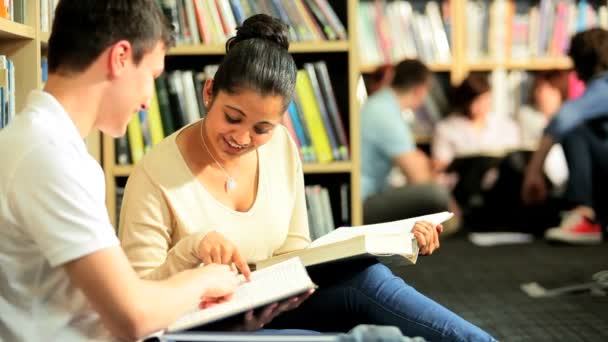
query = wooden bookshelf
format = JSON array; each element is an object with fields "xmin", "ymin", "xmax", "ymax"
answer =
[
  {"xmin": 467, "ymin": 57, "xmax": 573, "ymax": 71},
  {"xmin": 0, "ymin": 17, "xmax": 35, "ymax": 39},
  {"xmin": 303, "ymin": 162, "xmax": 352, "ymax": 174},
  {"xmin": 103, "ymin": 0, "xmax": 364, "ymax": 227},
  {"xmin": 358, "ymin": 0, "xmax": 576, "ymax": 84},
  {"xmin": 0, "ymin": 1, "xmax": 41, "ymax": 115},
  {"xmin": 169, "ymin": 40, "xmax": 350, "ymax": 55},
  {"xmin": 40, "ymin": 31, "xmax": 50, "ymax": 44},
  {"xmin": 360, "ymin": 62, "xmax": 452, "ymax": 74}
]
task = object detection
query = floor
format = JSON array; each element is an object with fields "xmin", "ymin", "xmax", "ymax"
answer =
[{"xmin": 388, "ymin": 235, "xmax": 608, "ymax": 341}]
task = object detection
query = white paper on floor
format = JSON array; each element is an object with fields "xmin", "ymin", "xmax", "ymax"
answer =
[{"xmin": 468, "ymin": 232, "xmax": 534, "ymax": 247}]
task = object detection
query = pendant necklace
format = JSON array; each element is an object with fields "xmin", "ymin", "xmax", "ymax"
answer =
[{"xmin": 199, "ymin": 121, "xmax": 238, "ymax": 192}]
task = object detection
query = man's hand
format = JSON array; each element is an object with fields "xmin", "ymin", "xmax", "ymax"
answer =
[
  {"xmin": 198, "ymin": 231, "xmax": 251, "ymax": 280},
  {"xmin": 412, "ymin": 221, "xmax": 440, "ymax": 255},
  {"xmin": 522, "ymin": 169, "xmax": 547, "ymax": 205},
  {"xmin": 195, "ymin": 264, "xmax": 240, "ymax": 308}
]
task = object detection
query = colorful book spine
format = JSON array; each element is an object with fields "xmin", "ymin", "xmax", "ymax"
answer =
[
  {"xmin": 148, "ymin": 89, "xmax": 165, "ymax": 145},
  {"xmin": 127, "ymin": 114, "xmax": 145, "ymax": 164},
  {"xmin": 303, "ymin": 63, "xmax": 341, "ymax": 161},
  {"xmin": 295, "ymin": 70, "xmax": 333, "ymax": 163}
]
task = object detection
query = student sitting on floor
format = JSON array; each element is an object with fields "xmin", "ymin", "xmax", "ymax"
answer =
[
  {"xmin": 359, "ymin": 59, "xmax": 455, "ymax": 225},
  {"xmin": 118, "ymin": 17, "xmax": 497, "ymax": 342},
  {"xmin": 432, "ymin": 73, "xmax": 566, "ymax": 233},
  {"xmin": 432, "ymin": 72, "xmax": 520, "ymax": 171},
  {"xmin": 523, "ymin": 28, "xmax": 608, "ymax": 244}
]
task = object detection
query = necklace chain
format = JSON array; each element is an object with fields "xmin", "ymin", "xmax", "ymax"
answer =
[{"xmin": 199, "ymin": 121, "xmax": 237, "ymax": 192}]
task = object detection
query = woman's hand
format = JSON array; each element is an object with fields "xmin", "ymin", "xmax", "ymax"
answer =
[
  {"xmin": 412, "ymin": 221, "xmax": 441, "ymax": 255},
  {"xmin": 237, "ymin": 289, "xmax": 315, "ymax": 331},
  {"xmin": 198, "ymin": 231, "xmax": 251, "ymax": 280}
]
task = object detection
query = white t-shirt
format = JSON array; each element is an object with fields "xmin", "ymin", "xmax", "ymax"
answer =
[
  {"xmin": 432, "ymin": 113, "xmax": 521, "ymax": 165},
  {"xmin": 0, "ymin": 91, "xmax": 118, "ymax": 341}
]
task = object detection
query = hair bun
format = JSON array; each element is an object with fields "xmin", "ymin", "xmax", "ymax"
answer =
[{"xmin": 226, "ymin": 14, "xmax": 290, "ymax": 52}]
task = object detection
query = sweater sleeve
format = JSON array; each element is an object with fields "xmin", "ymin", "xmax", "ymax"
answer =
[{"xmin": 118, "ymin": 165, "xmax": 205, "ymax": 280}]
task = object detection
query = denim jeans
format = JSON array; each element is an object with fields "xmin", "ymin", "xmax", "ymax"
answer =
[
  {"xmin": 561, "ymin": 117, "xmax": 608, "ymax": 226},
  {"xmin": 266, "ymin": 260, "xmax": 497, "ymax": 342}
]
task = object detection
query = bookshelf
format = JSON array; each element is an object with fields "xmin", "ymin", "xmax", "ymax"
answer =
[
  {"xmin": 102, "ymin": 0, "xmax": 363, "ymax": 228},
  {"xmin": 168, "ymin": 41, "xmax": 350, "ymax": 55},
  {"xmin": 358, "ymin": 0, "xmax": 578, "ymax": 85},
  {"xmin": 0, "ymin": 2, "xmax": 40, "ymax": 118},
  {"xmin": 0, "ymin": 1, "xmax": 100, "ymax": 165}
]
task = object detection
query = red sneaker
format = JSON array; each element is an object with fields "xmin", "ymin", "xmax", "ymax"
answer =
[{"xmin": 545, "ymin": 212, "xmax": 602, "ymax": 244}]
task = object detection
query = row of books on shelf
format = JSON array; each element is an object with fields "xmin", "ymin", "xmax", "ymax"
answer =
[
  {"xmin": 358, "ymin": 0, "xmax": 451, "ymax": 67},
  {"xmin": 40, "ymin": 0, "xmax": 57, "ymax": 32},
  {"xmin": 159, "ymin": 0, "xmax": 346, "ymax": 45},
  {"xmin": 0, "ymin": 0, "xmax": 25, "ymax": 23},
  {"xmin": 115, "ymin": 60, "xmax": 349, "ymax": 166},
  {"xmin": 0, "ymin": 56, "xmax": 15, "ymax": 130},
  {"xmin": 468, "ymin": 0, "xmax": 608, "ymax": 61},
  {"xmin": 305, "ymin": 183, "xmax": 349, "ymax": 240}
]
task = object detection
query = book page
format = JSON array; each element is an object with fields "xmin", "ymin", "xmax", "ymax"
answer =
[
  {"xmin": 309, "ymin": 212, "xmax": 454, "ymax": 249},
  {"xmin": 169, "ymin": 258, "xmax": 314, "ymax": 332}
]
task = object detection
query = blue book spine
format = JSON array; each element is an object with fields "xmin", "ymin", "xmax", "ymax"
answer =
[
  {"xmin": 229, "ymin": 0, "xmax": 245, "ymax": 25},
  {"xmin": 288, "ymin": 101, "xmax": 312, "ymax": 163}
]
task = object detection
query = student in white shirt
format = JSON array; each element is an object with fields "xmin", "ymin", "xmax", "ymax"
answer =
[
  {"xmin": 0, "ymin": 1, "xmax": 241, "ymax": 341},
  {"xmin": 432, "ymin": 73, "xmax": 520, "ymax": 170}
]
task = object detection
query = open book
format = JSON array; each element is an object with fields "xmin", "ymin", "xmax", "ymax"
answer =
[
  {"xmin": 252, "ymin": 212, "xmax": 454, "ymax": 270},
  {"xmin": 158, "ymin": 258, "xmax": 316, "ymax": 335}
]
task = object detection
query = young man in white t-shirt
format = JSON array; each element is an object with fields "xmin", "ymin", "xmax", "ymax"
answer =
[{"xmin": 0, "ymin": 1, "xmax": 242, "ymax": 341}]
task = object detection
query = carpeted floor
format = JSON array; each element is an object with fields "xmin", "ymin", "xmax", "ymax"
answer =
[{"xmin": 387, "ymin": 235, "xmax": 608, "ymax": 342}]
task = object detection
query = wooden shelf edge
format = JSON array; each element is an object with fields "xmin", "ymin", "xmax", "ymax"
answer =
[
  {"xmin": 0, "ymin": 17, "xmax": 35, "ymax": 40},
  {"xmin": 467, "ymin": 57, "xmax": 573, "ymax": 71},
  {"xmin": 302, "ymin": 161, "xmax": 352, "ymax": 174},
  {"xmin": 112, "ymin": 162, "xmax": 352, "ymax": 176},
  {"xmin": 360, "ymin": 62, "xmax": 452, "ymax": 74},
  {"xmin": 168, "ymin": 40, "xmax": 350, "ymax": 56},
  {"xmin": 113, "ymin": 165, "xmax": 134, "ymax": 176}
]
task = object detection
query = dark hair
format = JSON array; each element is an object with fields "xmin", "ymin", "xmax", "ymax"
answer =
[
  {"xmin": 48, "ymin": 0, "xmax": 175, "ymax": 74},
  {"xmin": 391, "ymin": 59, "xmax": 431, "ymax": 92},
  {"xmin": 451, "ymin": 72, "xmax": 491, "ymax": 118},
  {"xmin": 568, "ymin": 28, "xmax": 608, "ymax": 83},
  {"xmin": 530, "ymin": 70, "xmax": 569, "ymax": 107},
  {"xmin": 211, "ymin": 14, "xmax": 297, "ymax": 106}
]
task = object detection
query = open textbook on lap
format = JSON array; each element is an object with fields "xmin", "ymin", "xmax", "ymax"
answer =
[
  {"xmin": 145, "ymin": 258, "xmax": 316, "ymax": 340},
  {"xmin": 252, "ymin": 212, "xmax": 454, "ymax": 270}
]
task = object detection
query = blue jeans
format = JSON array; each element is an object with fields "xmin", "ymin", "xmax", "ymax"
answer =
[
  {"xmin": 561, "ymin": 118, "xmax": 608, "ymax": 226},
  {"xmin": 265, "ymin": 260, "xmax": 497, "ymax": 342}
]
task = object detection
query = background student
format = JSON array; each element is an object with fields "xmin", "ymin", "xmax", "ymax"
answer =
[
  {"xmin": 0, "ymin": 2, "xmax": 241, "ymax": 341},
  {"xmin": 432, "ymin": 72, "xmax": 520, "ymax": 171},
  {"xmin": 523, "ymin": 28, "xmax": 608, "ymax": 244},
  {"xmin": 359, "ymin": 59, "xmax": 454, "ymax": 225}
]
